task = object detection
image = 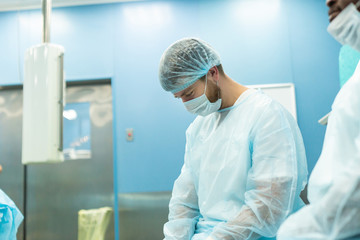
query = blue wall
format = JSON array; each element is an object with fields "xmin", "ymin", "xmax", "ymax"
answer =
[{"xmin": 0, "ymin": 0, "xmax": 341, "ymax": 192}]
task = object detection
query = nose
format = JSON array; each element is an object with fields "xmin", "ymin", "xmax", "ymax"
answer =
[{"xmin": 326, "ymin": 0, "xmax": 336, "ymax": 7}]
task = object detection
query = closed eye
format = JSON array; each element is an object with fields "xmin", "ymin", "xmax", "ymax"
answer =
[{"xmin": 185, "ymin": 91, "xmax": 193, "ymax": 97}]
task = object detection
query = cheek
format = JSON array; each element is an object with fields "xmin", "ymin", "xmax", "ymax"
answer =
[{"xmin": 206, "ymin": 84, "xmax": 218, "ymax": 100}]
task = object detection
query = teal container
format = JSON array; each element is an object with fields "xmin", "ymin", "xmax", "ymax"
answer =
[{"xmin": 339, "ymin": 45, "xmax": 360, "ymax": 88}]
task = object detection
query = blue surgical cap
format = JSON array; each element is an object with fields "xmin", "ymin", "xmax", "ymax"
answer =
[{"xmin": 159, "ymin": 38, "xmax": 221, "ymax": 94}]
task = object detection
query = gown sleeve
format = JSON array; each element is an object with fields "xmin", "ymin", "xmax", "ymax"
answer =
[{"xmin": 164, "ymin": 129, "xmax": 200, "ymax": 240}]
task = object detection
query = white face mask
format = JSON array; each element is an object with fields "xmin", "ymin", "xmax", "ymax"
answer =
[
  {"xmin": 327, "ymin": 1, "xmax": 360, "ymax": 52},
  {"xmin": 184, "ymin": 76, "xmax": 222, "ymax": 116}
]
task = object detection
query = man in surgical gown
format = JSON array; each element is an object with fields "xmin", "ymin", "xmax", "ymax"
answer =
[
  {"xmin": 277, "ymin": 0, "xmax": 360, "ymax": 239},
  {"xmin": 158, "ymin": 38, "xmax": 308, "ymax": 240}
]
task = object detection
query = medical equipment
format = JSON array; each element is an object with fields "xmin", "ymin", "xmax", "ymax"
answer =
[{"xmin": 22, "ymin": 0, "xmax": 65, "ymax": 164}]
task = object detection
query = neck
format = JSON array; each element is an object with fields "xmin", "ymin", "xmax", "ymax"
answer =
[{"xmin": 219, "ymin": 74, "xmax": 248, "ymax": 109}]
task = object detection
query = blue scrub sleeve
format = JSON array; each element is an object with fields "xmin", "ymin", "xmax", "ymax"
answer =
[
  {"xmin": 209, "ymin": 104, "xmax": 302, "ymax": 240},
  {"xmin": 0, "ymin": 189, "xmax": 24, "ymax": 240},
  {"xmin": 163, "ymin": 163, "xmax": 200, "ymax": 240}
]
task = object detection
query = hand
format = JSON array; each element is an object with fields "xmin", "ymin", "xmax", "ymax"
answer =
[{"xmin": 0, "ymin": 164, "xmax": 2, "ymax": 173}]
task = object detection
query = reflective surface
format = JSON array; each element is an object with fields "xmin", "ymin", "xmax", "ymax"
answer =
[
  {"xmin": 63, "ymin": 102, "xmax": 91, "ymax": 160},
  {"xmin": 26, "ymin": 83, "xmax": 114, "ymax": 240},
  {"xmin": 119, "ymin": 192, "xmax": 170, "ymax": 240},
  {"xmin": 0, "ymin": 82, "xmax": 114, "ymax": 240}
]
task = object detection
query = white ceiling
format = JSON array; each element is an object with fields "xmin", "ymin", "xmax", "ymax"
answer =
[{"xmin": 0, "ymin": 0, "xmax": 142, "ymax": 12}]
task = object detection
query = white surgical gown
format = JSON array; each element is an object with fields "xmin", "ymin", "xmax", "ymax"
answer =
[
  {"xmin": 164, "ymin": 89, "xmax": 308, "ymax": 240},
  {"xmin": 277, "ymin": 61, "xmax": 360, "ymax": 240}
]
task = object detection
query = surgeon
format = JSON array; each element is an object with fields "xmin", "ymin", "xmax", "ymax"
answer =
[
  {"xmin": 0, "ymin": 165, "xmax": 24, "ymax": 240},
  {"xmin": 277, "ymin": 1, "xmax": 360, "ymax": 239},
  {"xmin": 158, "ymin": 38, "xmax": 308, "ymax": 240}
]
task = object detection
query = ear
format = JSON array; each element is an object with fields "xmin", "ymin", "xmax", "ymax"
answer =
[{"xmin": 207, "ymin": 66, "xmax": 219, "ymax": 84}]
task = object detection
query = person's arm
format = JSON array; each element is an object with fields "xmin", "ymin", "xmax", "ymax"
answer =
[
  {"xmin": 277, "ymin": 167, "xmax": 360, "ymax": 240},
  {"xmin": 164, "ymin": 129, "xmax": 200, "ymax": 240},
  {"xmin": 163, "ymin": 163, "xmax": 200, "ymax": 240},
  {"xmin": 208, "ymin": 103, "xmax": 307, "ymax": 240}
]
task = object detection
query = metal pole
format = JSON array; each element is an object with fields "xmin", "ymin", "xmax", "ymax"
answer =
[
  {"xmin": 42, "ymin": 0, "xmax": 51, "ymax": 43},
  {"xmin": 23, "ymin": 165, "xmax": 27, "ymax": 240}
]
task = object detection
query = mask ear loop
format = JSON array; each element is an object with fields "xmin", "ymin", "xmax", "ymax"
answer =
[
  {"xmin": 209, "ymin": 67, "xmax": 221, "ymax": 101},
  {"xmin": 204, "ymin": 74, "xmax": 208, "ymax": 95},
  {"xmin": 216, "ymin": 76, "xmax": 221, "ymax": 101},
  {"xmin": 205, "ymin": 68, "xmax": 221, "ymax": 102}
]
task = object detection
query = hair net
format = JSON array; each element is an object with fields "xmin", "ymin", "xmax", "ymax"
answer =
[{"xmin": 159, "ymin": 38, "xmax": 221, "ymax": 94}]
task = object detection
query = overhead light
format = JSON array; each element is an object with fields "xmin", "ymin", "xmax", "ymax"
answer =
[{"xmin": 63, "ymin": 109, "xmax": 78, "ymax": 120}]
